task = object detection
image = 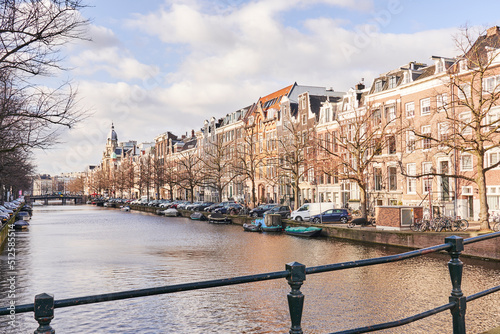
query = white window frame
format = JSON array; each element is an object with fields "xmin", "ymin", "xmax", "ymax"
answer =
[
  {"xmin": 405, "ymin": 102, "xmax": 415, "ymax": 118},
  {"xmin": 421, "ymin": 125, "xmax": 431, "ymax": 150},
  {"xmin": 406, "ymin": 163, "xmax": 416, "ymax": 194},
  {"xmin": 420, "ymin": 98, "xmax": 431, "ymax": 115},
  {"xmin": 385, "ymin": 105, "xmax": 396, "ymax": 122},
  {"xmin": 459, "ymin": 112, "xmax": 472, "ymax": 135},
  {"xmin": 460, "ymin": 154, "xmax": 473, "ymax": 171},
  {"xmin": 422, "ymin": 162, "xmax": 433, "ymax": 194},
  {"xmin": 406, "ymin": 130, "xmax": 415, "ymax": 153},
  {"xmin": 458, "ymin": 83, "xmax": 471, "ymax": 100},
  {"xmin": 436, "ymin": 94, "xmax": 448, "ymax": 111}
]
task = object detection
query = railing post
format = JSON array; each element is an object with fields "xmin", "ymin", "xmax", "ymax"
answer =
[
  {"xmin": 34, "ymin": 293, "xmax": 55, "ymax": 334},
  {"xmin": 286, "ymin": 261, "xmax": 306, "ymax": 334},
  {"xmin": 446, "ymin": 236, "xmax": 466, "ymax": 334}
]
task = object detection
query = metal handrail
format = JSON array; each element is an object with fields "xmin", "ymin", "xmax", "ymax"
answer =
[{"xmin": 2, "ymin": 231, "xmax": 500, "ymax": 334}]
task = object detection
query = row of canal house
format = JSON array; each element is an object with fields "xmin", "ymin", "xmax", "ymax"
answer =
[{"xmin": 113, "ymin": 26, "xmax": 500, "ymax": 221}]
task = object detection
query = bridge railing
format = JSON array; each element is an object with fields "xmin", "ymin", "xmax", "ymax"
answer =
[{"xmin": 1, "ymin": 232, "xmax": 500, "ymax": 333}]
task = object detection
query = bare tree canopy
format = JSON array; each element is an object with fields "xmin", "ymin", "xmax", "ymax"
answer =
[
  {"xmin": 0, "ymin": 0, "xmax": 89, "ymax": 188},
  {"xmin": 0, "ymin": 0, "xmax": 89, "ymax": 78}
]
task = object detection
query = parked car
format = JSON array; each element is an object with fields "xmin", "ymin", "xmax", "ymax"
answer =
[
  {"xmin": 185, "ymin": 202, "xmax": 204, "ymax": 211},
  {"xmin": 263, "ymin": 205, "xmax": 291, "ymax": 219},
  {"xmin": 249, "ymin": 204, "xmax": 278, "ymax": 217},
  {"xmin": 291, "ymin": 202, "xmax": 335, "ymax": 221},
  {"xmin": 190, "ymin": 202, "xmax": 214, "ymax": 211},
  {"xmin": 213, "ymin": 203, "xmax": 243, "ymax": 215},
  {"xmin": 310, "ymin": 208, "xmax": 352, "ymax": 224}
]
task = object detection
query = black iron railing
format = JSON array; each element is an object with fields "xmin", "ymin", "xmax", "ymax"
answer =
[{"xmin": 1, "ymin": 232, "xmax": 500, "ymax": 333}]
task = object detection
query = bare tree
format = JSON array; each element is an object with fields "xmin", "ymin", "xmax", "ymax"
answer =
[
  {"xmin": 234, "ymin": 126, "xmax": 263, "ymax": 208},
  {"xmin": 318, "ymin": 105, "xmax": 396, "ymax": 219},
  {"xmin": 411, "ymin": 26, "xmax": 500, "ymax": 229},
  {"xmin": 67, "ymin": 175, "xmax": 85, "ymax": 194},
  {"xmin": 276, "ymin": 113, "xmax": 315, "ymax": 210},
  {"xmin": 176, "ymin": 150, "xmax": 202, "ymax": 202},
  {"xmin": 163, "ymin": 158, "xmax": 178, "ymax": 201},
  {"xmin": 200, "ymin": 134, "xmax": 238, "ymax": 202}
]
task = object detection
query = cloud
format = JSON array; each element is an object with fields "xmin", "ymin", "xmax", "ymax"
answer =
[{"xmin": 34, "ymin": 0, "xmax": 465, "ymax": 174}]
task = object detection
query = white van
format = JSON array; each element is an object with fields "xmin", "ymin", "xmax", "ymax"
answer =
[{"xmin": 291, "ymin": 202, "xmax": 335, "ymax": 221}]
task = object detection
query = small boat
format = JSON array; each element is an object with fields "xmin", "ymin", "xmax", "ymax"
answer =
[
  {"xmin": 261, "ymin": 225, "xmax": 283, "ymax": 232},
  {"xmin": 208, "ymin": 212, "xmax": 231, "ymax": 224},
  {"xmin": 163, "ymin": 208, "xmax": 181, "ymax": 217},
  {"xmin": 13, "ymin": 220, "xmax": 29, "ymax": 230},
  {"xmin": 255, "ymin": 217, "xmax": 283, "ymax": 232},
  {"xmin": 120, "ymin": 206, "xmax": 130, "ymax": 212},
  {"xmin": 243, "ymin": 221, "xmax": 262, "ymax": 232},
  {"xmin": 284, "ymin": 226, "xmax": 322, "ymax": 237},
  {"xmin": 190, "ymin": 212, "xmax": 207, "ymax": 221}
]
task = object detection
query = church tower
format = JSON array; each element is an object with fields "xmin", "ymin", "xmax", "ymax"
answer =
[{"xmin": 105, "ymin": 123, "xmax": 118, "ymax": 159}]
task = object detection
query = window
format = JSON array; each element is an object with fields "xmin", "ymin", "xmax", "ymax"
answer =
[
  {"xmin": 388, "ymin": 136, "xmax": 396, "ymax": 154},
  {"xmin": 420, "ymin": 98, "xmax": 431, "ymax": 115},
  {"xmin": 374, "ymin": 167, "xmax": 383, "ymax": 191},
  {"xmin": 422, "ymin": 162, "xmax": 433, "ymax": 193},
  {"xmin": 436, "ymin": 94, "xmax": 448, "ymax": 111},
  {"xmin": 406, "ymin": 130, "xmax": 415, "ymax": 152},
  {"xmin": 301, "ymin": 114, "xmax": 307, "ymax": 124},
  {"xmin": 405, "ymin": 102, "xmax": 415, "ymax": 118},
  {"xmin": 388, "ymin": 76, "xmax": 398, "ymax": 89},
  {"xmin": 422, "ymin": 125, "xmax": 431, "ymax": 150},
  {"xmin": 435, "ymin": 60, "xmax": 444, "ymax": 73},
  {"xmin": 458, "ymin": 84, "xmax": 471, "ymax": 100},
  {"xmin": 488, "ymin": 151, "xmax": 500, "ymax": 168},
  {"xmin": 459, "ymin": 112, "xmax": 472, "ymax": 135},
  {"xmin": 374, "ymin": 80, "xmax": 384, "ymax": 93},
  {"xmin": 486, "ymin": 108, "xmax": 500, "ymax": 131},
  {"xmin": 385, "ymin": 105, "xmax": 396, "ymax": 122},
  {"xmin": 438, "ymin": 122, "xmax": 449, "ymax": 143},
  {"xmin": 372, "ymin": 109, "xmax": 382, "ymax": 126},
  {"xmin": 483, "ymin": 76, "xmax": 500, "ymax": 93},
  {"xmin": 407, "ymin": 163, "xmax": 416, "ymax": 194},
  {"xmin": 461, "ymin": 154, "xmax": 473, "ymax": 171},
  {"xmin": 388, "ymin": 166, "xmax": 397, "ymax": 191}
]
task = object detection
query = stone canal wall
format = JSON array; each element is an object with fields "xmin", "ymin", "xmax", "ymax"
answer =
[{"xmin": 128, "ymin": 205, "xmax": 500, "ymax": 261}]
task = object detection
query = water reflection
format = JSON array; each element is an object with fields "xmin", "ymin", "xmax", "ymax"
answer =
[{"xmin": 0, "ymin": 205, "xmax": 499, "ymax": 333}]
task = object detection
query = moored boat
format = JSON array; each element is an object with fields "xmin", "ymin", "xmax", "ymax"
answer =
[
  {"xmin": 190, "ymin": 212, "xmax": 207, "ymax": 221},
  {"xmin": 120, "ymin": 206, "xmax": 130, "ymax": 212},
  {"xmin": 208, "ymin": 212, "xmax": 231, "ymax": 224},
  {"xmin": 163, "ymin": 208, "xmax": 181, "ymax": 217},
  {"xmin": 243, "ymin": 221, "xmax": 262, "ymax": 232},
  {"xmin": 284, "ymin": 226, "xmax": 322, "ymax": 237},
  {"xmin": 261, "ymin": 225, "xmax": 283, "ymax": 232}
]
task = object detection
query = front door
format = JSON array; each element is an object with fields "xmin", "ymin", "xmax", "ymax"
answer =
[{"xmin": 440, "ymin": 161, "xmax": 450, "ymax": 201}]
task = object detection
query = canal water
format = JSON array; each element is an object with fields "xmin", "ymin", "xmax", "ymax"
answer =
[{"xmin": 0, "ymin": 205, "xmax": 500, "ymax": 334}]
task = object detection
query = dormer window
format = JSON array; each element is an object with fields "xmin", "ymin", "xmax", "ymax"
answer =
[
  {"xmin": 487, "ymin": 47, "xmax": 500, "ymax": 64},
  {"xmin": 388, "ymin": 76, "xmax": 398, "ymax": 89},
  {"xmin": 374, "ymin": 80, "xmax": 384, "ymax": 93},
  {"xmin": 403, "ymin": 72, "xmax": 411, "ymax": 84},
  {"xmin": 459, "ymin": 59, "xmax": 468, "ymax": 72},
  {"xmin": 435, "ymin": 59, "xmax": 444, "ymax": 74}
]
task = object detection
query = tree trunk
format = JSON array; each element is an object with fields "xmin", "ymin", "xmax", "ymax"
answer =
[
  {"xmin": 251, "ymin": 179, "xmax": 256, "ymax": 208},
  {"xmin": 476, "ymin": 162, "xmax": 489, "ymax": 230},
  {"xmin": 359, "ymin": 185, "xmax": 367, "ymax": 219},
  {"xmin": 294, "ymin": 182, "xmax": 300, "ymax": 211}
]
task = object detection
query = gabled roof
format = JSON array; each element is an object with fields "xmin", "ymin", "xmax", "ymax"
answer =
[{"xmin": 258, "ymin": 84, "xmax": 294, "ymax": 112}]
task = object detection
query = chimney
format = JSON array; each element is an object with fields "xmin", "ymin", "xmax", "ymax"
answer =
[
  {"xmin": 487, "ymin": 26, "xmax": 500, "ymax": 37},
  {"xmin": 191, "ymin": 129, "xmax": 195, "ymax": 137}
]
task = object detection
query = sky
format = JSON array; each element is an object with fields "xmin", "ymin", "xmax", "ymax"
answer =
[{"xmin": 34, "ymin": 0, "xmax": 500, "ymax": 175}]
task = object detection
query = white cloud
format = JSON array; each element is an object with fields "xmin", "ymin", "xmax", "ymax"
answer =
[{"xmin": 34, "ymin": 0, "xmax": 465, "ymax": 174}]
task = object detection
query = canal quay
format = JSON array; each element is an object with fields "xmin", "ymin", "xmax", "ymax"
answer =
[{"xmin": 1, "ymin": 205, "xmax": 500, "ymax": 333}]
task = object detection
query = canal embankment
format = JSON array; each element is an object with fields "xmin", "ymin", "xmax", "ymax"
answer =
[{"xmin": 128, "ymin": 204, "xmax": 500, "ymax": 261}]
